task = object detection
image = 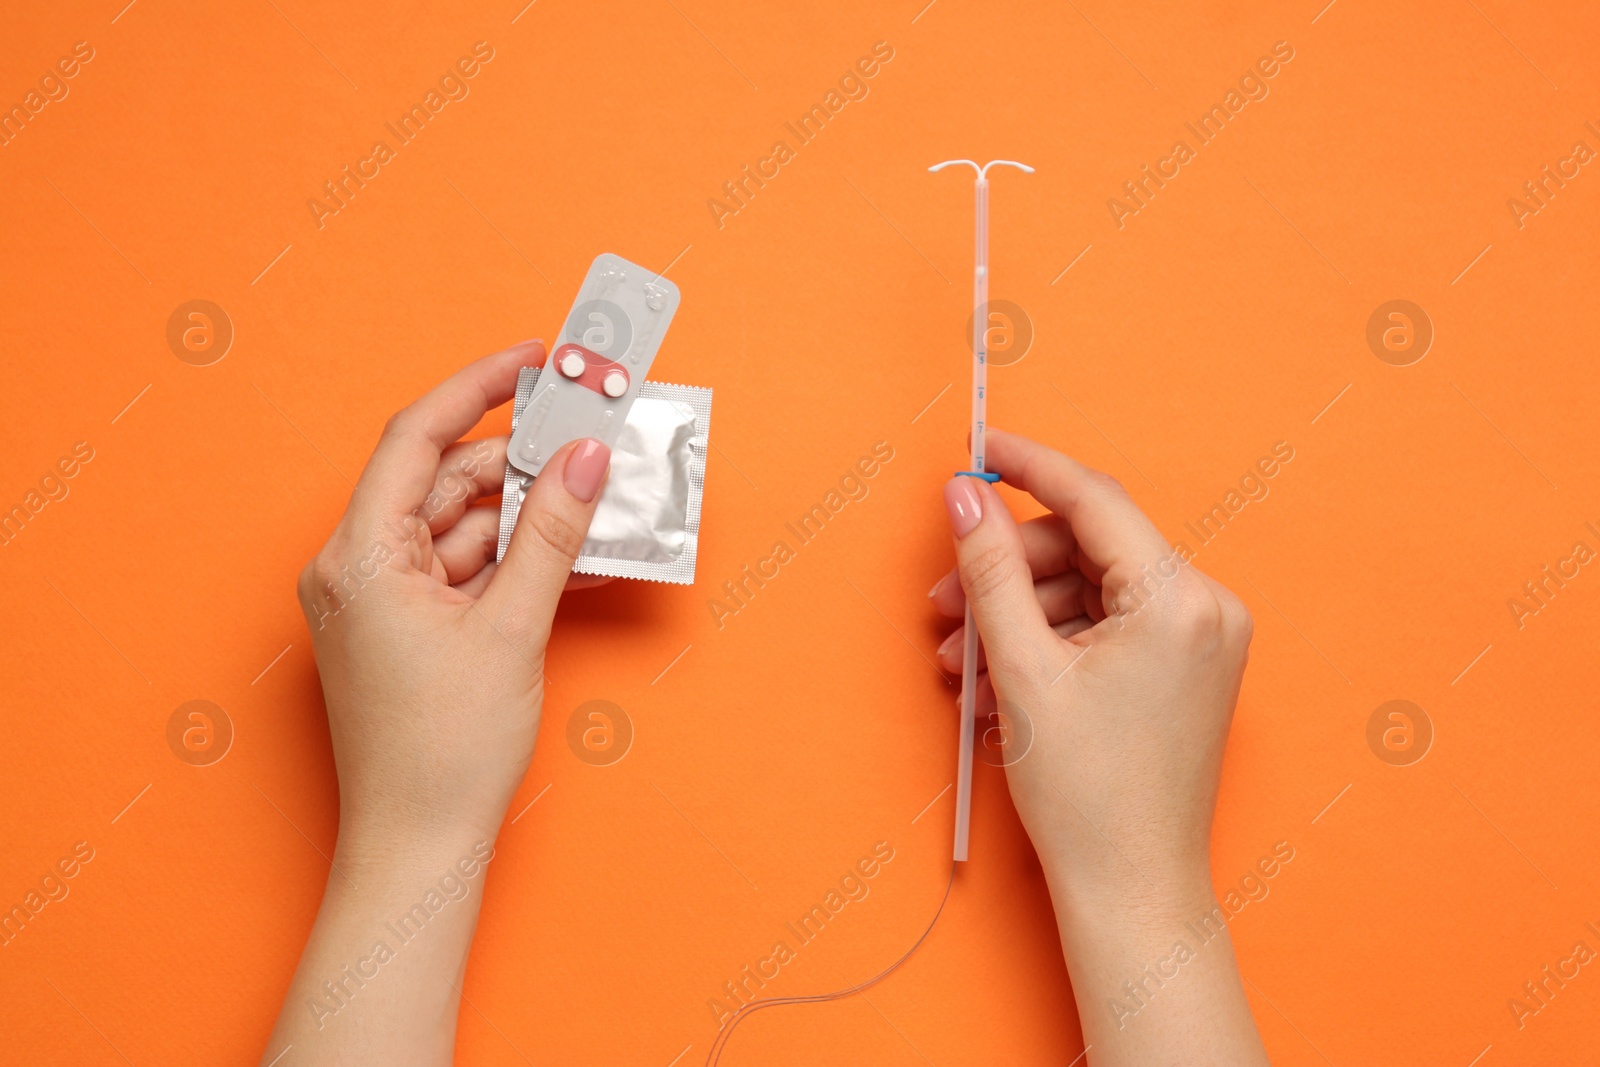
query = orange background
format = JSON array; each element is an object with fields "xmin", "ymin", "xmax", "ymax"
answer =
[{"xmin": 4, "ymin": 1, "xmax": 1599, "ymax": 1064}]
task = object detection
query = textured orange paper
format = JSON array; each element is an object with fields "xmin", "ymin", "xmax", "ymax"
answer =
[{"xmin": 3, "ymin": 1, "xmax": 1599, "ymax": 1064}]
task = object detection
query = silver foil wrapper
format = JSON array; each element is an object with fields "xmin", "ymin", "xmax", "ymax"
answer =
[{"xmin": 496, "ymin": 366, "xmax": 711, "ymax": 585}]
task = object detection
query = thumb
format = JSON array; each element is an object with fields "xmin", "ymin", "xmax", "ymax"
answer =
[
  {"xmin": 481, "ymin": 438, "xmax": 610, "ymax": 650},
  {"xmin": 943, "ymin": 476, "xmax": 1052, "ymax": 681}
]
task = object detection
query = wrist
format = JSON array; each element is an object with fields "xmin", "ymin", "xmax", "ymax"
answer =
[
  {"xmin": 331, "ymin": 812, "xmax": 501, "ymax": 901},
  {"xmin": 336, "ymin": 775, "xmax": 513, "ymax": 860},
  {"xmin": 1046, "ymin": 864, "xmax": 1269, "ymax": 1065},
  {"xmin": 1043, "ymin": 856, "xmax": 1230, "ymax": 1014},
  {"xmin": 1043, "ymin": 851, "xmax": 1216, "ymax": 936},
  {"xmin": 270, "ymin": 813, "xmax": 499, "ymax": 1059},
  {"xmin": 335, "ymin": 822, "xmax": 497, "ymax": 874}
]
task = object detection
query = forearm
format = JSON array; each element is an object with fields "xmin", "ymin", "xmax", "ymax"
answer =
[
  {"xmin": 1047, "ymin": 868, "xmax": 1270, "ymax": 1067},
  {"xmin": 262, "ymin": 824, "xmax": 499, "ymax": 1066}
]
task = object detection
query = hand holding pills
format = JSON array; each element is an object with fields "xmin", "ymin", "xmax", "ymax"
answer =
[
  {"xmin": 930, "ymin": 428, "xmax": 1270, "ymax": 1067},
  {"xmin": 266, "ymin": 341, "xmax": 615, "ymax": 1063},
  {"xmin": 265, "ymin": 251, "xmax": 709, "ymax": 1065}
]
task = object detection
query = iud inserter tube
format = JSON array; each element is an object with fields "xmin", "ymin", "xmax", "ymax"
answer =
[{"xmin": 929, "ymin": 158, "xmax": 1033, "ymax": 862}]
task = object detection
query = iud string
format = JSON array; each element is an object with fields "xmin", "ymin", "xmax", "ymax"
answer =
[{"xmin": 704, "ymin": 864, "xmax": 957, "ymax": 1066}]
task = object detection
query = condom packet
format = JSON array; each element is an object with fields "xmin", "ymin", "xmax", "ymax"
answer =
[{"xmin": 496, "ymin": 365, "xmax": 711, "ymax": 585}]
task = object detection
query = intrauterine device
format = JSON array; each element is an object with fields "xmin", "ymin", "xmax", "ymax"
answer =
[{"xmin": 930, "ymin": 159, "xmax": 1033, "ymax": 863}]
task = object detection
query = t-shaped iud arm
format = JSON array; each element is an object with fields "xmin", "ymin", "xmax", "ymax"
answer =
[
  {"xmin": 929, "ymin": 159, "xmax": 1033, "ymax": 863},
  {"xmin": 929, "ymin": 158, "xmax": 1034, "ymax": 178}
]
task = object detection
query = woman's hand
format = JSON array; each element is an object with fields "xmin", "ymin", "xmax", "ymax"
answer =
[
  {"xmin": 297, "ymin": 341, "xmax": 612, "ymax": 849},
  {"xmin": 930, "ymin": 428, "xmax": 1268, "ymax": 1067},
  {"xmin": 264, "ymin": 343, "xmax": 611, "ymax": 1066}
]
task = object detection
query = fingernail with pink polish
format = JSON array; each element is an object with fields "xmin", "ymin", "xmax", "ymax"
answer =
[
  {"xmin": 564, "ymin": 439, "xmax": 611, "ymax": 503},
  {"xmin": 943, "ymin": 478, "xmax": 983, "ymax": 537},
  {"xmin": 938, "ymin": 630, "xmax": 961, "ymax": 657}
]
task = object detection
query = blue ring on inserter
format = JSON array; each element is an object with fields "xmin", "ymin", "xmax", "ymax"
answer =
[{"xmin": 955, "ymin": 471, "xmax": 1001, "ymax": 482}]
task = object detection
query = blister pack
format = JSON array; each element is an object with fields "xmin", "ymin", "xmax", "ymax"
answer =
[
  {"xmin": 496, "ymin": 367, "xmax": 711, "ymax": 584},
  {"xmin": 506, "ymin": 252, "xmax": 681, "ymax": 478}
]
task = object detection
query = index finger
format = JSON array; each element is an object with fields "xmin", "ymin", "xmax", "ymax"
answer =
[
  {"xmin": 352, "ymin": 341, "xmax": 544, "ymax": 526},
  {"xmin": 984, "ymin": 428, "xmax": 1173, "ymax": 591}
]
